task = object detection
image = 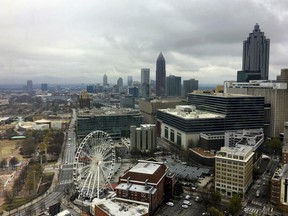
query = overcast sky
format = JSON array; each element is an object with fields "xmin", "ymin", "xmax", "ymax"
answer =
[{"xmin": 0, "ymin": 0, "xmax": 287, "ymax": 85}]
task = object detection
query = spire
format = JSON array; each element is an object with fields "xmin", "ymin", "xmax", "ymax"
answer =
[
  {"xmin": 157, "ymin": 52, "xmax": 165, "ymax": 61},
  {"xmin": 254, "ymin": 23, "xmax": 260, "ymax": 32}
]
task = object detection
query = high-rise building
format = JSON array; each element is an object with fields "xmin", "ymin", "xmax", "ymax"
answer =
[
  {"xmin": 128, "ymin": 86, "xmax": 139, "ymax": 98},
  {"xmin": 215, "ymin": 145, "xmax": 254, "ymax": 197},
  {"xmin": 26, "ymin": 80, "xmax": 33, "ymax": 92},
  {"xmin": 156, "ymin": 52, "xmax": 166, "ymax": 97},
  {"xmin": 79, "ymin": 90, "xmax": 91, "ymax": 109},
  {"xmin": 117, "ymin": 77, "xmax": 123, "ymax": 87},
  {"xmin": 238, "ymin": 23, "xmax": 270, "ymax": 81},
  {"xmin": 166, "ymin": 75, "xmax": 181, "ymax": 96},
  {"xmin": 41, "ymin": 83, "xmax": 48, "ymax": 92},
  {"xmin": 140, "ymin": 68, "xmax": 150, "ymax": 98},
  {"xmin": 183, "ymin": 79, "xmax": 198, "ymax": 96},
  {"xmin": 103, "ymin": 74, "xmax": 108, "ymax": 86},
  {"xmin": 141, "ymin": 68, "xmax": 150, "ymax": 85},
  {"xmin": 127, "ymin": 76, "xmax": 133, "ymax": 87}
]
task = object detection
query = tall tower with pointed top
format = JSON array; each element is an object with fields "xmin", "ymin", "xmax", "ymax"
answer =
[
  {"xmin": 156, "ymin": 52, "xmax": 166, "ymax": 97},
  {"xmin": 242, "ymin": 23, "xmax": 270, "ymax": 80},
  {"xmin": 103, "ymin": 74, "xmax": 108, "ymax": 86}
]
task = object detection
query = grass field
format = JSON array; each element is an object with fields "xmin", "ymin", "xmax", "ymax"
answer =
[{"xmin": 0, "ymin": 140, "xmax": 23, "ymax": 161}]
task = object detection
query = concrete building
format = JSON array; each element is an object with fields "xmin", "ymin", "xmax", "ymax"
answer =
[
  {"xmin": 138, "ymin": 98, "xmax": 186, "ymax": 125},
  {"xmin": 76, "ymin": 108, "xmax": 143, "ymax": 139},
  {"xmin": 117, "ymin": 77, "xmax": 123, "ymax": 87},
  {"xmin": 156, "ymin": 52, "xmax": 166, "ymax": 97},
  {"xmin": 238, "ymin": 23, "xmax": 270, "ymax": 81},
  {"xmin": 224, "ymin": 80, "xmax": 288, "ymax": 137},
  {"xmin": 157, "ymin": 105, "xmax": 225, "ymax": 150},
  {"xmin": 183, "ymin": 79, "xmax": 199, "ymax": 97},
  {"xmin": 166, "ymin": 75, "xmax": 181, "ymax": 97},
  {"xmin": 277, "ymin": 68, "xmax": 288, "ymax": 83},
  {"xmin": 130, "ymin": 124, "xmax": 156, "ymax": 152},
  {"xmin": 215, "ymin": 145, "xmax": 254, "ymax": 197},
  {"xmin": 115, "ymin": 160, "xmax": 176, "ymax": 214}
]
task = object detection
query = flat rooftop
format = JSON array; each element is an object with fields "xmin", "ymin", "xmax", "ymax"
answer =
[
  {"xmin": 92, "ymin": 197, "xmax": 149, "ymax": 216},
  {"xmin": 129, "ymin": 162, "xmax": 160, "ymax": 175},
  {"xmin": 78, "ymin": 107, "xmax": 141, "ymax": 117},
  {"xmin": 190, "ymin": 92, "xmax": 263, "ymax": 98},
  {"xmin": 191, "ymin": 147, "xmax": 215, "ymax": 158},
  {"xmin": 159, "ymin": 105, "xmax": 225, "ymax": 120},
  {"xmin": 116, "ymin": 183, "xmax": 157, "ymax": 194}
]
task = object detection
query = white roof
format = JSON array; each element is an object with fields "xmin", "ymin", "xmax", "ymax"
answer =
[
  {"xmin": 129, "ymin": 162, "xmax": 160, "ymax": 175},
  {"xmin": 116, "ymin": 183, "xmax": 157, "ymax": 194},
  {"xmin": 92, "ymin": 197, "xmax": 149, "ymax": 216}
]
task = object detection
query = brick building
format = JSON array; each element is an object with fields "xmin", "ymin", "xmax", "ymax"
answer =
[{"xmin": 115, "ymin": 160, "xmax": 175, "ymax": 214}]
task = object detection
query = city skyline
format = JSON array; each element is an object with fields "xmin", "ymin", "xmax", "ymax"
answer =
[{"xmin": 0, "ymin": 1, "xmax": 288, "ymax": 85}]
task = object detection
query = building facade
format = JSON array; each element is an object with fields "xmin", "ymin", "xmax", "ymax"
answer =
[
  {"xmin": 76, "ymin": 108, "xmax": 143, "ymax": 139},
  {"xmin": 41, "ymin": 83, "xmax": 48, "ymax": 91},
  {"xmin": 156, "ymin": 52, "xmax": 166, "ymax": 97},
  {"xmin": 79, "ymin": 90, "xmax": 91, "ymax": 109},
  {"xmin": 157, "ymin": 105, "xmax": 225, "ymax": 150},
  {"xmin": 240, "ymin": 23, "xmax": 270, "ymax": 81},
  {"xmin": 187, "ymin": 93, "xmax": 265, "ymax": 131},
  {"xmin": 130, "ymin": 124, "xmax": 156, "ymax": 152},
  {"xmin": 26, "ymin": 80, "xmax": 33, "ymax": 92},
  {"xmin": 215, "ymin": 146, "xmax": 254, "ymax": 197},
  {"xmin": 183, "ymin": 79, "xmax": 199, "ymax": 97},
  {"xmin": 166, "ymin": 75, "xmax": 181, "ymax": 97},
  {"xmin": 103, "ymin": 74, "xmax": 108, "ymax": 86},
  {"xmin": 224, "ymin": 80, "xmax": 288, "ymax": 137},
  {"xmin": 115, "ymin": 160, "xmax": 175, "ymax": 214}
]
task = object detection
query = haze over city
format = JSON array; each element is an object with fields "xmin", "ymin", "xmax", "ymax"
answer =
[{"xmin": 0, "ymin": 0, "xmax": 288, "ymax": 85}]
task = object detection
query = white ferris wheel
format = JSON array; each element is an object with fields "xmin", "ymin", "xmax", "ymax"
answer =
[{"xmin": 73, "ymin": 130, "xmax": 115, "ymax": 200}]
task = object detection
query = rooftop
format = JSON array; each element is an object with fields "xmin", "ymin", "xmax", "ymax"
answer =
[
  {"xmin": 129, "ymin": 162, "xmax": 160, "ymax": 175},
  {"xmin": 92, "ymin": 197, "xmax": 149, "ymax": 216},
  {"xmin": 78, "ymin": 107, "xmax": 141, "ymax": 117},
  {"xmin": 116, "ymin": 183, "xmax": 157, "ymax": 194},
  {"xmin": 190, "ymin": 92, "xmax": 262, "ymax": 98},
  {"xmin": 158, "ymin": 105, "xmax": 225, "ymax": 120}
]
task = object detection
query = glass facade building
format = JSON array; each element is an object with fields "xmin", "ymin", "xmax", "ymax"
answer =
[
  {"xmin": 77, "ymin": 112, "xmax": 143, "ymax": 139},
  {"xmin": 187, "ymin": 93, "xmax": 265, "ymax": 130}
]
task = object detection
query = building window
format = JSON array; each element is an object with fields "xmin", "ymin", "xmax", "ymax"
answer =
[
  {"xmin": 170, "ymin": 129, "xmax": 175, "ymax": 142},
  {"xmin": 177, "ymin": 132, "xmax": 181, "ymax": 145},
  {"xmin": 165, "ymin": 127, "xmax": 168, "ymax": 139}
]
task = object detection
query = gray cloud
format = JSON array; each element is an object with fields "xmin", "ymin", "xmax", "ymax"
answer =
[{"xmin": 0, "ymin": 0, "xmax": 287, "ymax": 85}]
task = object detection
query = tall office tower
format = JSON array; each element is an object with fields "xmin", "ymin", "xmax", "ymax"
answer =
[
  {"xmin": 183, "ymin": 79, "xmax": 199, "ymax": 96},
  {"xmin": 127, "ymin": 76, "xmax": 133, "ymax": 86},
  {"xmin": 103, "ymin": 74, "xmax": 108, "ymax": 85},
  {"xmin": 166, "ymin": 75, "xmax": 181, "ymax": 96},
  {"xmin": 141, "ymin": 68, "xmax": 150, "ymax": 98},
  {"xmin": 238, "ymin": 23, "xmax": 270, "ymax": 81},
  {"xmin": 156, "ymin": 52, "xmax": 166, "ymax": 97},
  {"xmin": 117, "ymin": 77, "xmax": 123, "ymax": 87},
  {"xmin": 141, "ymin": 68, "xmax": 150, "ymax": 84},
  {"xmin": 41, "ymin": 83, "xmax": 48, "ymax": 91},
  {"xmin": 26, "ymin": 80, "xmax": 33, "ymax": 92}
]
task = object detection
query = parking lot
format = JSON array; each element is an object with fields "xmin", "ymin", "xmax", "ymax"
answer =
[{"xmin": 156, "ymin": 194, "xmax": 206, "ymax": 216}]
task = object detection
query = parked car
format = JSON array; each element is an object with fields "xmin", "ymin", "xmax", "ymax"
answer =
[
  {"xmin": 195, "ymin": 196, "xmax": 202, "ymax": 202},
  {"xmin": 181, "ymin": 204, "xmax": 189, "ymax": 209},
  {"xmin": 185, "ymin": 195, "xmax": 191, "ymax": 199},
  {"xmin": 183, "ymin": 200, "xmax": 192, "ymax": 206},
  {"xmin": 166, "ymin": 202, "xmax": 174, "ymax": 207}
]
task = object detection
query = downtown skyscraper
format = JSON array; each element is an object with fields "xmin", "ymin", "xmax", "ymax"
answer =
[
  {"xmin": 238, "ymin": 23, "xmax": 270, "ymax": 81},
  {"xmin": 156, "ymin": 52, "xmax": 166, "ymax": 97}
]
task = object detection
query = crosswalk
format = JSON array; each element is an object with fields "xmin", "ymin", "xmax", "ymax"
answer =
[
  {"xmin": 244, "ymin": 207, "xmax": 259, "ymax": 215},
  {"xmin": 251, "ymin": 200, "xmax": 263, "ymax": 206}
]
